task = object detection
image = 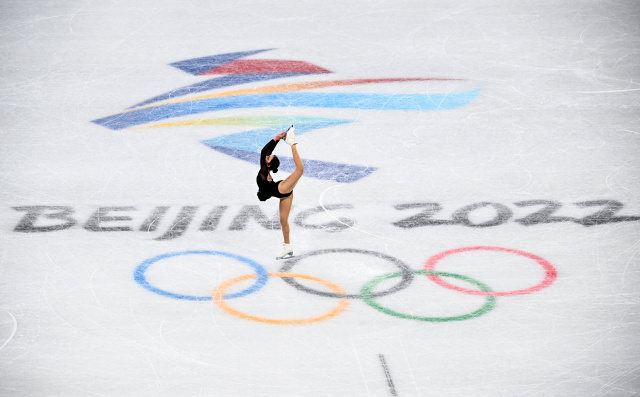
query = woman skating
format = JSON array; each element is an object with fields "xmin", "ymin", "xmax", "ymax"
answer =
[{"xmin": 256, "ymin": 126, "xmax": 303, "ymax": 259}]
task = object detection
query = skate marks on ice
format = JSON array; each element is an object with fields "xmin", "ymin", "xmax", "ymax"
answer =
[{"xmin": 0, "ymin": 311, "xmax": 18, "ymax": 352}]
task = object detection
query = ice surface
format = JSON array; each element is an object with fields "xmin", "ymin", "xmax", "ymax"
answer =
[{"xmin": 1, "ymin": 1, "xmax": 639, "ymax": 396}]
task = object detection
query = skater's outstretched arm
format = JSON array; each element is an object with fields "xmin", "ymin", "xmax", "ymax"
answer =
[
  {"xmin": 259, "ymin": 132, "xmax": 285, "ymax": 179},
  {"xmin": 259, "ymin": 140, "xmax": 276, "ymax": 178}
]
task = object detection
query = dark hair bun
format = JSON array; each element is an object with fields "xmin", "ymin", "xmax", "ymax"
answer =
[{"xmin": 270, "ymin": 156, "xmax": 280, "ymax": 173}]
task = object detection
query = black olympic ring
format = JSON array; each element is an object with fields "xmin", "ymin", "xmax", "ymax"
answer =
[{"xmin": 279, "ymin": 248, "xmax": 414, "ymax": 299}]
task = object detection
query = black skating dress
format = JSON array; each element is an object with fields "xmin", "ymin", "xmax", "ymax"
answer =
[{"xmin": 256, "ymin": 139, "xmax": 292, "ymax": 201}]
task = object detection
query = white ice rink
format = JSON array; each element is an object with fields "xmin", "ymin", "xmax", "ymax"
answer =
[{"xmin": 1, "ymin": 1, "xmax": 640, "ymax": 396}]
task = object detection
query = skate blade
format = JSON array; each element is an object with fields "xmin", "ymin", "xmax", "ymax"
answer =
[{"xmin": 276, "ymin": 254, "xmax": 294, "ymax": 260}]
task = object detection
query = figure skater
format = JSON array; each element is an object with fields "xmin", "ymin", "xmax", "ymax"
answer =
[{"xmin": 257, "ymin": 126, "xmax": 303, "ymax": 259}]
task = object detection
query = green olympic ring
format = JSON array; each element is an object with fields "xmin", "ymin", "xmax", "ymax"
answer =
[{"xmin": 361, "ymin": 270, "xmax": 497, "ymax": 322}]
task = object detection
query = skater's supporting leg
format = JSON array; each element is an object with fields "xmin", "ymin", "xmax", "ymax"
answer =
[
  {"xmin": 276, "ymin": 194, "xmax": 294, "ymax": 260},
  {"xmin": 279, "ymin": 193, "xmax": 293, "ymax": 244}
]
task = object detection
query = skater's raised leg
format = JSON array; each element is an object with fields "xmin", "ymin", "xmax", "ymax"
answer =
[{"xmin": 278, "ymin": 129, "xmax": 304, "ymax": 195}]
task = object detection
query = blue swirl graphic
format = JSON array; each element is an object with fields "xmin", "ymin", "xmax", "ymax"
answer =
[{"xmin": 92, "ymin": 89, "xmax": 481, "ymax": 130}]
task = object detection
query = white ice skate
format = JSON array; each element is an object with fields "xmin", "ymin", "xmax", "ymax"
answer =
[
  {"xmin": 283, "ymin": 125, "xmax": 298, "ymax": 146},
  {"xmin": 276, "ymin": 243, "xmax": 294, "ymax": 260}
]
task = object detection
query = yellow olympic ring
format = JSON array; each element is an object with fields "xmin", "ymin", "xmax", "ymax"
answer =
[{"xmin": 213, "ymin": 272, "xmax": 350, "ymax": 325}]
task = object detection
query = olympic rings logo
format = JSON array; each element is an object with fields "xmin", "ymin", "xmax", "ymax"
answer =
[{"xmin": 134, "ymin": 246, "xmax": 557, "ymax": 324}]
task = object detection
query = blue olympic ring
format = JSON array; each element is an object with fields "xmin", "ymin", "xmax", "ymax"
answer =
[{"xmin": 134, "ymin": 250, "xmax": 268, "ymax": 301}]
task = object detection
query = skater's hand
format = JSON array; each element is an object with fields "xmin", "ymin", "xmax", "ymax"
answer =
[{"xmin": 274, "ymin": 132, "xmax": 287, "ymax": 141}]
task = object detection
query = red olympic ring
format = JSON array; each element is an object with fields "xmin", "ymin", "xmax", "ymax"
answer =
[{"xmin": 423, "ymin": 246, "xmax": 557, "ymax": 296}]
